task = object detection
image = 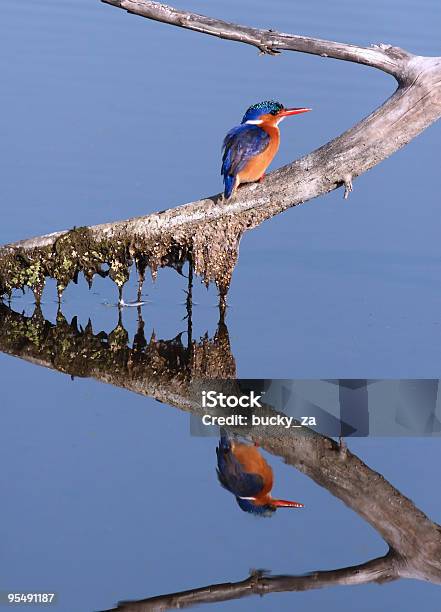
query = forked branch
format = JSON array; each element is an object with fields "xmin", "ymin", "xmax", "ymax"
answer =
[
  {"xmin": 1, "ymin": 304, "xmax": 441, "ymax": 609},
  {"xmin": 101, "ymin": 0, "xmax": 411, "ymax": 75},
  {"xmin": 1, "ymin": 1, "xmax": 440, "ymax": 306}
]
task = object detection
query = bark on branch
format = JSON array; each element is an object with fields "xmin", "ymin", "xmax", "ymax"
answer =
[
  {"xmin": 104, "ymin": 554, "xmax": 398, "ymax": 611},
  {"xmin": 1, "ymin": 303, "xmax": 441, "ymax": 610},
  {"xmin": 1, "ymin": 1, "xmax": 440, "ymax": 307},
  {"xmin": 101, "ymin": 0, "xmax": 411, "ymax": 75}
]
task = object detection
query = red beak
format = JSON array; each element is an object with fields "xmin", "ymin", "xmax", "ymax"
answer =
[
  {"xmin": 271, "ymin": 499, "xmax": 304, "ymax": 508},
  {"xmin": 278, "ymin": 107, "xmax": 311, "ymax": 117}
]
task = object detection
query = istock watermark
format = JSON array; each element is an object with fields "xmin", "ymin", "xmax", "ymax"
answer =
[
  {"xmin": 197, "ymin": 385, "xmax": 318, "ymax": 432},
  {"xmin": 201, "ymin": 413, "xmax": 316, "ymax": 429},
  {"xmin": 201, "ymin": 390, "xmax": 263, "ymax": 408},
  {"xmin": 190, "ymin": 379, "xmax": 441, "ymax": 437}
]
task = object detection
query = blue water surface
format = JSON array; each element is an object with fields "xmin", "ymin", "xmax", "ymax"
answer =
[{"xmin": 1, "ymin": 1, "xmax": 441, "ymax": 610}]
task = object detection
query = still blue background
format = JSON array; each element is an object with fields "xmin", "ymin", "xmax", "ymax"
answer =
[{"xmin": 1, "ymin": 0, "xmax": 441, "ymax": 610}]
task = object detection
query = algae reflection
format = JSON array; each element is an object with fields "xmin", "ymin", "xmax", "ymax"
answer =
[
  {"xmin": 1, "ymin": 304, "xmax": 441, "ymax": 610},
  {"xmin": 0, "ymin": 303, "xmax": 235, "ymax": 398}
]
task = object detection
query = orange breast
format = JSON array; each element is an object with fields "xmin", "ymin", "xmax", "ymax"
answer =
[
  {"xmin": 238, "ymin": 125, "xmax": 280, "ymax": 184},
  {"xmin": 232, "ymin": 442, "xmax": 274, "ymax": 496}
]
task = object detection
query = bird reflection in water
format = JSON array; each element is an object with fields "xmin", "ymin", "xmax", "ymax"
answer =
[{"xmin": 216, "ymin": 431, "xmax": 303, "ymax": 516}]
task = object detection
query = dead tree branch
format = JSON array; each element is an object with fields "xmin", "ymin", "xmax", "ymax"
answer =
[
  {"xmin": 1, "ymin": 1, "xmax": 441, "ymax": 305},
  {"xmin": 101, "ymin": 0, "xmax": 410, "ymax": 73},
  {"xmin": 1, "ymin": 303, "xmax": 441, "ymax": 597},
  {"xmin": 104, "ymin": 553, "xmax": 398, "ymax": 610}
]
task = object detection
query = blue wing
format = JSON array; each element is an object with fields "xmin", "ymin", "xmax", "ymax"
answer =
[
  {"xmin": 216, "ymin": 435, "xmax": 264, "ymax": 498},
  {"xmin": 221, "ymin": 124, "xmax": 270, "ymax": 198}
]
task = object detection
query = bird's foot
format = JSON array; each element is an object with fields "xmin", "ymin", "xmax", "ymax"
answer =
[
  {"xmin": 258, "ymin": 44, "xmax": 281, "ymax": 56},
  {"xmin": 258, "ymin": 174, "xmax": 266, "ymax": 183},
  {"xmin": 343, "ymin": 174, "xmax": 353, "ymax": 200}
]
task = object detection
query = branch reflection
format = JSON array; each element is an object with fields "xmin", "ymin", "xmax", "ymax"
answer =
[{"xmin": 0, "ymin": 303, "xmax": 440, "ymax": 611}]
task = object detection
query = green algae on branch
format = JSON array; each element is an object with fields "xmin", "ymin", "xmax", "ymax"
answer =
[
  {"xmin": 0, "ymin": 245, "xmax": 51, "ymax": 302},
  {"xmin": 2, "ymin": 44, "xmax": 441, "ymax": 304},
  {"xmin": 2, "ymin": 3, "xmax": 441, "ymax": 302},
  {"xmin": 0, "ymin": 201, "xmax": 246, "ymax": 302},
  {"xmin": 0, "ymin": 226, "xmax": 141, "ymax": 301}
]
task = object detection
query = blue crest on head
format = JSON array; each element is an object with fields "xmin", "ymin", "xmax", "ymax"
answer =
[{"xmin": 241, "ymin": 100, "xmax": 284, "ymax": 124}]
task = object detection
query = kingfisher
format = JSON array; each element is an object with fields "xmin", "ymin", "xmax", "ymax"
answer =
[
  {"xmin": 221, "ymin": 100, "xmax": 311, "ymax": 199},
  {"xmin": 216, "ymin": 432, "xmax": 304, "ymax": 516}
]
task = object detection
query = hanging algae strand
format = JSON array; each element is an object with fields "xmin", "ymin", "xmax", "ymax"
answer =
[{"xmin": 0, "ymin": 213, "xmax": 245, "ymax": 307}]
